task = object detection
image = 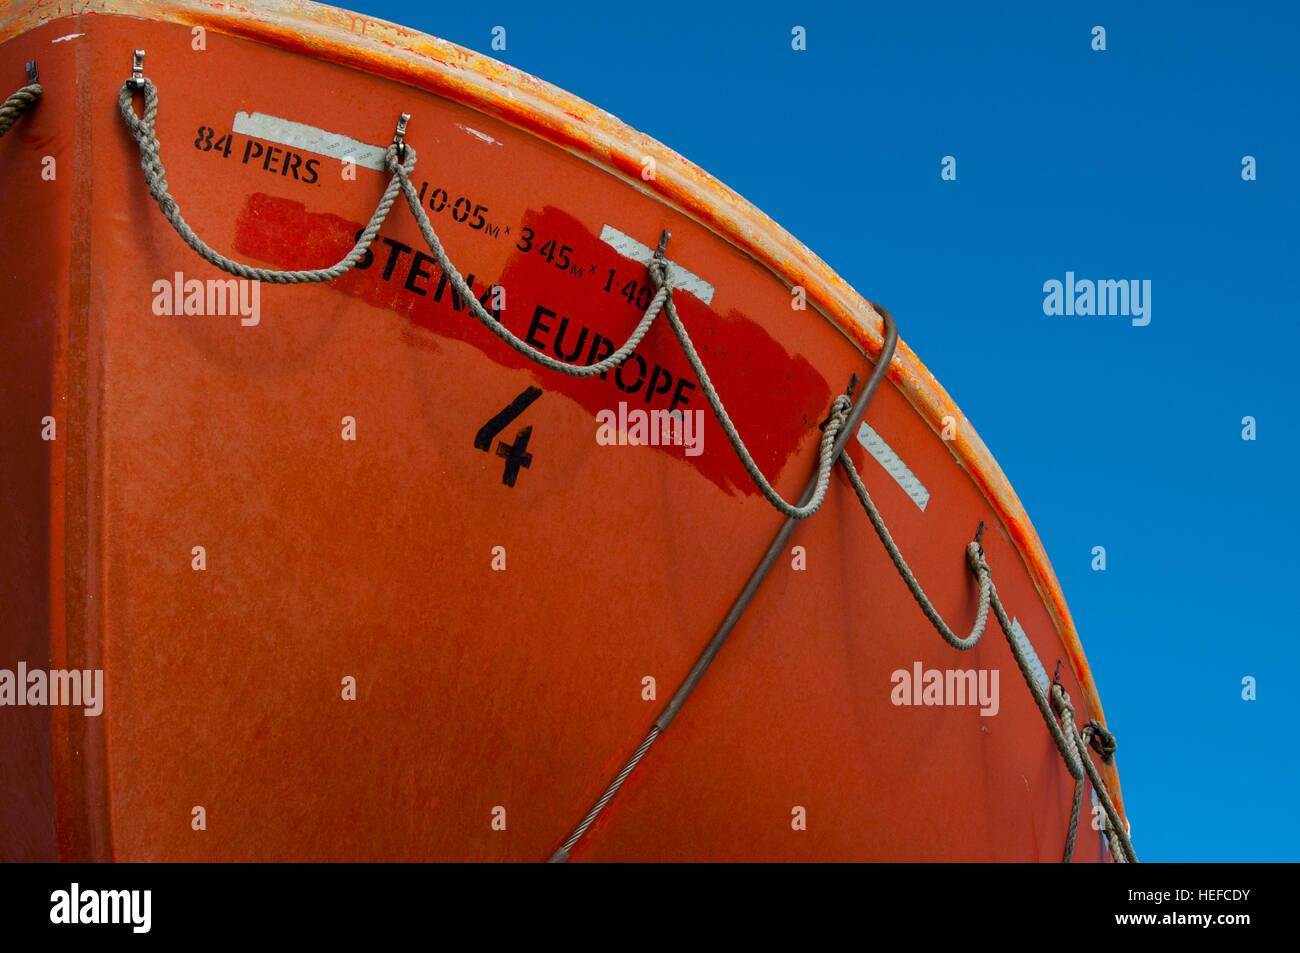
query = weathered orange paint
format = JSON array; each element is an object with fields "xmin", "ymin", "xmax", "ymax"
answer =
[{"xmin": 0, "ymin": 0, "xmax": 1128, "ymax": 860}]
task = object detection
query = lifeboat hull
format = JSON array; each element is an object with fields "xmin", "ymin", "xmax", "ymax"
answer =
[{"xmin": 0, "ymin": 1, "xmax": 1127, "ymax": 862}]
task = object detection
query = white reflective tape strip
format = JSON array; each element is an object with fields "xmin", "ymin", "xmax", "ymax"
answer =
[
  {"xmin": 599, "ymin": 225, "xmax": 715, "ymax": 305},
  {"xmin": 855, "ymin": 423, "xmax": 930, "ymax": 511},
  {"xmin": 1009, "ymin": 618, "xmax": 1050, "ymax": 694},
  {"xmin": 232, "ymin": 112, "xmax": 387, "ymax": 171},
  {"xmin": 455, "ymin": 122, "xmax": 500, "ymax": 146}
]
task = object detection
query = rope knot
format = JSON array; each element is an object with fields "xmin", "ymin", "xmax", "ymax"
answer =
[
  {"xmin": 965, "ymin": 540, "xmax": 989, "ymax": 577},
  {"xmin": 384, "ymin": 142, "xmax": 417, "ymax": 177},
  {"xmin": 647, "ymin": 255, "xmax": 671, "ymax": 291},
  {"xmin": 648, "ymin": 230, "xmax": 673, "ymax": 291},
  {"xmin": 817, "ymin": 393, "xmax": 852, "ymax": 442},
  {"xmin": 828, "ymin": 394, "xmax": 851, "ymax": 428},
  {"xmin": 1081, "ymin": 719, "xmax": 1118, "ymax": 762},
  {"xmin": 1050, "ymin": 682, "xmax": 1075, "ymax": 723}
]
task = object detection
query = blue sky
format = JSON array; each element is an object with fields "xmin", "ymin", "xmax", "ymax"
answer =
[{"xmin": 344, "ymin": 0, "xmax": 1298, "ymax": 861}]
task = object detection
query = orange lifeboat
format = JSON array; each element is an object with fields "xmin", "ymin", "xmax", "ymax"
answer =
[{"xmin": 0, "ymin": 0, "xmax": 1132, "ymax": 862}]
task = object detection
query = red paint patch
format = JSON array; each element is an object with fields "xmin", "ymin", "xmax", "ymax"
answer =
[{"xmin": 234, "ymin": 194, "xmax": 831, "ymax": 497}]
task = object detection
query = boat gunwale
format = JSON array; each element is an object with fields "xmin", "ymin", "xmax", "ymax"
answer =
[{"xmin": 0, "ymin": 0, "xmax": 1129, "ymax": 834}]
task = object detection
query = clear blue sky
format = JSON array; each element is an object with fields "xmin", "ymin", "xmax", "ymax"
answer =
[{"xmin": 344, "ymin": 0, "xmax": 1298, "ymax": 861}]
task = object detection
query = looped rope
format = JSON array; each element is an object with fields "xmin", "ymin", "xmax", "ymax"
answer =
[
  {"xmin": 0, "ymin": 82, "xmax": 42, "ymax": 138},
  {"xmin": 1081, "ymin": 719, "xmax": 1118, "ymax": 762},
  {"xmin": 390, "ymin": 150, "xmax": 851, "ymax": 520},
  {"xmin": 119, "ymin": 73, "xmax": 850, "ymax": 522},
  {"xmin": 649, "ymin": 257, "xmax": 852, "ymax": 521},
  {"xmin": 119, "ymin": 77, "xmax": 411, "ymax": 283},
  {"xmin": 389, "ymin": 154, "xmax": 671, "ymax": 379},
  {"xmin": 839, "ymin": 455, "xmax": 993, "ymax": 650}
]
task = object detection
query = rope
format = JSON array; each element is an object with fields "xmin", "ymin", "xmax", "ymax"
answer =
[
  {"xmin": 838, "ymin": 455, "xmax": 992, "ymax": 650},
  {"xmin": 391, "ymin": 159, "xmax": 851, "ymax": 521},
  {"xmin": 1063, "ymin": 765, "xmax": 1084, "ymax": 863},
  {"xmin": 1081, "ymin": 718, "xmax": 1118, "ymax": 762},
  {"xmin": 655, "ymin": 267, "xmax": 850, "ymax": 520},
  {"xmin": 0, "ymin": 82, "xmax": 42, "ymax": 138},
  {"xmin": 837, "ymin": 449, "xmax": 1137, "ymax": 862},
  {"xmin": 118, "ymin": 72, "xmax": 854, "ymax": 523},
  {"xmin": 1052, "ymin": 684, "xmax": 1138, "ymax": 863},
  {"xmin": 983, "ymin": 572, "xmax": 1085, "ymax": 780},
  {"xmin": 1050, "ymin": 686, "xmax": 1086, "ymax": 862},
  {"xmin": 120, "ymin": 78, "xmax": 409, "ymax": 283},
  {"xmin": 393, "ymin": 167, "xmax": 671, "ymax": 379}
]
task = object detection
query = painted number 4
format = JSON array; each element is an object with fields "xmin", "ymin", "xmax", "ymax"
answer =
[{"xmin": 475, "ymin": 386, "xmax": 541, "ymax": 487}]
